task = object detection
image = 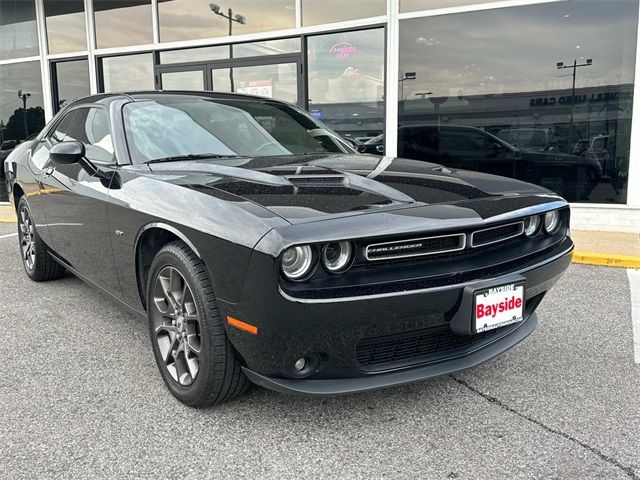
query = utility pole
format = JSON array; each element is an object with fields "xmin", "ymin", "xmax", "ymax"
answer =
[
  {"xmin": 556, "ymin": 58, "xmax": 592, "ymax": 150},
  {"xmin": 209, "ymin": 4, "xmax": 246, "ymax": 92},
  {"xmin": 17, "ymin": 89, "xmax": 31, "ymax": 139},
  {"xmin": 0, "ymin": 120, "xmax": 5, "ymax": 144},
  {"xmin": 399, "ymin": 72, "xmax": 416, "ymax": 123}
]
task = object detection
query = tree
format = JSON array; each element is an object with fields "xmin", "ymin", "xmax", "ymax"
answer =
[{"xmin": 4, "ymin": 106, "xmax": 45, "ymax": 141}]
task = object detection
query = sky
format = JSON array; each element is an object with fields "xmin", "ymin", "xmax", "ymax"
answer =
[{"xmin": 399, "ymin": 0, "xmax": 639, "ymax": 99}]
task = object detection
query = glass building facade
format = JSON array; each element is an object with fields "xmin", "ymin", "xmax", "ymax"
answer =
[{"xmin": 1, "ymin": 0, "xmax": 639, "ymax": 229}]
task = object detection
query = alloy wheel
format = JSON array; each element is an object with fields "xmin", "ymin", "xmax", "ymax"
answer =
[
  {"xmin": 18, "ymin": 206, "xmax": 36, "ymax": 271},
  {"xmin": 151, "ymin": 266, "xmax": 202, "ymax": 387}
]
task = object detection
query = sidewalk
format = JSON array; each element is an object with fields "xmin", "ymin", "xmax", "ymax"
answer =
[{"xmin": 1, "ymin": 203, "xmax": 638, "ymax": 267}]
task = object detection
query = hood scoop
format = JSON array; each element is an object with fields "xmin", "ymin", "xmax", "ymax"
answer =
[
  {"xmin": 285, "ymin": 172, "xmax": 415, "ymax": 205},
  {"xmin": 286, "ymin": 174, "xmax": 347, "ymax": 187}
]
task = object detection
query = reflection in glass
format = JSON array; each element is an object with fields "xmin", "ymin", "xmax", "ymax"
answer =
[
  {"xmin": 94, "ymin": 0, "xmax": 153, "ymax": 49},
  {"xmin": 398, "ymin": 0, "xmax": 638, "ymax": 204},
  {"xmin": 210, "ymin": 64, "xmax": 298, "ymax": 103},
  {"xmin": 158, "ymin": 0, "xmax": 295, "ymax": 42},
  {"xmin": 301, "ymin": 0, "xmax": 386, "ymax": 26},
  {"xmin": 101, "ymin": 53, "xmax": 155, "ymax": 92},
  {"xmin": 0, "ymin": 0, "xmax": 39, "ymax": 60},
  {"xmin": 53, "ymin": 59, "xmax": 91, "ymax": 111},
  {"xmin": 122, "ymin": 97, "xmax": 351, "ymax": 163},
  {"xmin": 160, "ymin": 45, "xmax": 229, "ymax": 64},
  {"xmin": 161, "ymin": 71, "xmax": 205, "ymax": 91},
  {"xmin": 307, "ymin": 29, "xmax": 385, "ymax": 142},
  {"xmin": 400, "ymin": 0, "xmax": 488, "ymax": 13},
  {"xmin": 44, "ymin": 0, "xmax": 87, "ymax": 54},
  {"xmin": 0, "ymin": 62, "xmax": 45, "ymax": 142}
]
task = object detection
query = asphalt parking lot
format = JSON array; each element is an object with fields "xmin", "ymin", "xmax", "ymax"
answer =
[{"xmin": 0, "ymin": 221, "xmax": 638, "ymax": 480}]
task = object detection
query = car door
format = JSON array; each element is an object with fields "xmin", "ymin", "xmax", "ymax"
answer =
[
  {"xmin": 438, "ymin": 128, "xmax": 515, "ymax": 178},
  {"xmin": 39, "ymin": 106, "xmax": 122, "ymax": 298}
]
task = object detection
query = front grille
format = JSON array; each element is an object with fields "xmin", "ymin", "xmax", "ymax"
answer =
[
  {"xmin": 366, "ymin": 233, "xmax": 465, "ymax": 261},
  {"xmin": 355, "ymin": 295, "xmax": 543, "ymax": 371},
  {"xmin": 356, "ymin": 325, "xmax": 502, "ymax": 371},
  {"xmin": 470, "ymin": 221, "xmax": 524, "ymax": 248},
  {"xmin": 362, "ymin": 220, "xmax": 525, "ymax": 265}
]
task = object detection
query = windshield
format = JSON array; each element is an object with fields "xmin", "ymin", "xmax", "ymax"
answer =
[{"xmin": 123, "ymin": 97, "xmax": 354, "ymax": 163}]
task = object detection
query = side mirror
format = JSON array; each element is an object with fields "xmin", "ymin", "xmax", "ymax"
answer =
[
  {"xmin": 50, "ymin": 141, "xmax": 85, "ymax": 165},
  {"xmin": 487, "ymin": 142, "xmax": 502, "ymax": 157},
  {"xmin": 342, "ymin": 137, "xmax": 358, "ymax": 149}
]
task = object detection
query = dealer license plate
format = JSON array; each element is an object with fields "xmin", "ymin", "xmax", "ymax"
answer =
[{"xmin": 474, "ymin": 283, "xmax": 524, "ymax": 333}]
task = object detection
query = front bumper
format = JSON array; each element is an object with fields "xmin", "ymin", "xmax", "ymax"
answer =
[
  {"xmin": 242, "ymin": 312, "xmax": 537, "ymax": 396},
  {"xmin": 220, "ymin": 237, "xmax": 573, "ymax": 396}
]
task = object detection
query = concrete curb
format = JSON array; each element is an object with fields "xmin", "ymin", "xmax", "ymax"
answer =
[{"xmin": 573, "ymin": 251, "xmax": 640, "ymax": 269}]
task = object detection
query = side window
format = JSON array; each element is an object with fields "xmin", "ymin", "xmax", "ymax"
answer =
[
  {"xmin": 50, "ymin": 111, "xmax": 77, "ymax": 144},
  {"xmin": 439, "ymin": 130, "xmax": 488, "ymax": 153},
  {"xmin": 64, "ymin": 107, "xmax": 115, "ymax": 164}
]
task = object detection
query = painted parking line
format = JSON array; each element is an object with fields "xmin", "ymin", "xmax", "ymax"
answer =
[
  {"xmin": 0, "ymin": 233, "xmax": 17, "ymax": 239},
  {"xmin": 628, "ymin": 269, "xmax": 640, "ymax": 364}
]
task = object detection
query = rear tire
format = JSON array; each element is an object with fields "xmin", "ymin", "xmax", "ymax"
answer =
[
  {"xmin": 146, "ymin": 241, "xmax": 249, "ymax": 407},
  {"xmin": 17, "ymin": 197, "xmax": 66, "ymax": 282}
]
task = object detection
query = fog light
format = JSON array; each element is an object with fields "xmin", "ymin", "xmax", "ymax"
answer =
[{"xmin": 294, "ymin": 357, "xmax": 307, "ymax": 371}]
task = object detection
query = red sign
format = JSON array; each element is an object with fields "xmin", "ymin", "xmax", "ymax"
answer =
[{"xmin": 329, "ymin": 42, "xmax": 357, "ymax": 60}]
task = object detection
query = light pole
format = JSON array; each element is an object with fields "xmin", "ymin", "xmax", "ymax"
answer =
[
  {"xmin": 556, "ymin": 58, "xmax": 592, "ymax": 150},
  {"xmin": 399, "ymin": 72, "xmax": 416, "ymax": 101},
  {"xmin": 0, "ymin": 120, "xmax": 5, "ymax": 145},
  {"xmin": 209, "ymin": 3, "xmax": 246, "ymax": 92},
  {"xmin": 399, "ymin": 72, "xmax": 416, "ymax": 123},
  {"xmin": 17, "ymin": 89, "xmax": 31, "ymax": 138}
]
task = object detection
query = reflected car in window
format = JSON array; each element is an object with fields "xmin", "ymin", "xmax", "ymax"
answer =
[
  {"xmin": 1, "ymin": 140, "xmax": 19, "ymax": 201},
  {"xmin": 496, "ymin": 128, "xmax": 559, "ymax": 153},
  {"xmin": 4, "ymin": 92, "xmax": 573, "ymax": 406},
  {"xmin": 360, "ymin": 125, "xmax": 601, "ymax": 202}
]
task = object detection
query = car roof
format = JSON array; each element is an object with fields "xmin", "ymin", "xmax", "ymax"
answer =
[
  {"xmin": 64, "ymin": 90, "xmax": 287, "ymax": 109},
  {"xmin": 400, "ymin": 124, "xmax": 485, "ymax": 133}
]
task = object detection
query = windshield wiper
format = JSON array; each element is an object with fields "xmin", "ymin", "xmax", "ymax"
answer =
[{"xmin": 146, "ymin": 153, "xmax": 241, "ymax": 164}]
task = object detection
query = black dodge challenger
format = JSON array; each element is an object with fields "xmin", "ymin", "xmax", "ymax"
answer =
[{"xmin": 3, "ymin": 92, "xmax": 573, "ymax": 406}]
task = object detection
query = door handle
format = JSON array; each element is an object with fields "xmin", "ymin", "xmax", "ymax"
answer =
[{"xmin": 44, "ymin": 166, "xmax": 54, "ymax": 176}]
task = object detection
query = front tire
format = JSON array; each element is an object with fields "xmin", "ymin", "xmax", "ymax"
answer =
[
  {"xmin": 147, "ymin": 241, "xmax": 249, "ymax": 407},
  {"xmin": 17, "ymin": 197, "xmax": 66, "ymax": 282}
]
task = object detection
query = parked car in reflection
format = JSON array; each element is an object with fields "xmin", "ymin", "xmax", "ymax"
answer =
[
  {"xmin": 573, "ymin": 134, "xmax": 613, "ymax": 177},
  {"xmin": 359, "ymin": 125, "xmax": 601, "ymax": 202},
  {"xmin": 1, "ymin": 140, "xmax": 19, "ymax": 202},
  {"xmin": 496, "ymin": 128, "xmax": 559, "ymax": 153}
]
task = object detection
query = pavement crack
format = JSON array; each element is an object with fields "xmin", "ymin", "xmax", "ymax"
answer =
[{"xmin": 451, "ymin": 376, "xmax": 639, "ymax": 479}]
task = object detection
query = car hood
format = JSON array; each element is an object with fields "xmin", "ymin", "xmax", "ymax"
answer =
[{"xmin": 146, "ymin": 153, "xmax": 554, "ymax": 224}]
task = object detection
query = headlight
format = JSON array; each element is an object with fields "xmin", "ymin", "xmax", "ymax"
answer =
[
  {"xmin": 544, "ymin": 210, "xmax": 561, "ymax": 234},
  {"xmin": 524, "ymin": 215, "xmax": 541, "ymax": 237},
  {"xmin": 281, "ymin": 245, "xmax": 314, "ymax": 280},
  {"xmin": 321, "ymin": 241, "xmax": 353, "ymax": 273}
]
